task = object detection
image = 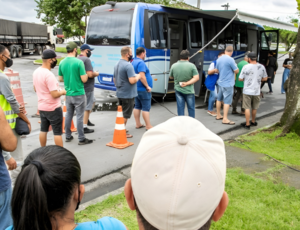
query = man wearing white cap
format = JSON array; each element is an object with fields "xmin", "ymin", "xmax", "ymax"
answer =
[{"xmin": 124, "ymin": 116, "xmax": 229, "ymax": 230}]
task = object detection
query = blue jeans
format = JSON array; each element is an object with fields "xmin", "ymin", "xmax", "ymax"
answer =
[
  {"xmin": 281, "ymin": 68, "xmax": 290, "ymax": 93},
  {"xmin": 208, "ymin": 89, "xmax": 217, "ymax": 111},
  {"xmin": 0, "ymin": 187, "xmax": 13, "ymax": 230},
  {"xmin": 175, "ymin": 90, "xmax": 195, "ymax": 118}
]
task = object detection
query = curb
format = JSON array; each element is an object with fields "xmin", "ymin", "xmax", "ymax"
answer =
[{"xmin": 33, "ymin": 61, "xmax": 42, "ymax": 65}]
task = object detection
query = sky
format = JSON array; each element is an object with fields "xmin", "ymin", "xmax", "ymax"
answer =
[{"xmin": 0, "ymin": 0, "xmax": 298, "ymax": 24}]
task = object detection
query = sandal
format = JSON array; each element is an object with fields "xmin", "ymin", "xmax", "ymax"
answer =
[
  {"xmin": 222, "ymin": 121, "xmax": 235, "ymax": 125},
  {"xmin": 136, "ymin": 125, "xmax": 146, "ymax": 129},
  {"xmin": 126, "ymin": 134, "xmax": 133, "ymax": 138},
  {"xmin": 216, "ymin": 117, "xmax": 223, "ymax": 120}
]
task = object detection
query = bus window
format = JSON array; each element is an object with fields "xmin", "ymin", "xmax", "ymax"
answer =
[
  {"xmin": 148, "ymin": 12, "xmax": 168, "ymax": 49},
  {"xmin": 224, "ymin": 24, "xmax": 233, "ymax": 48},
  {"xmin": 204, "ymin": 20, "xmax": 217, "ymax": 49},
  {"xmin": 86, "ymin": 11, "xmax": 133, "ymax": 46},
  {"xmin": 216, "ymin": 21, "xmax": 225, "ymax": 49},
  {"xmin": 234, "ymin": 25, "xmax": 248, "ymax": 51},
  {"xmin": 189, "ymin": 21, "xmax": 202, "ymax": 48}
]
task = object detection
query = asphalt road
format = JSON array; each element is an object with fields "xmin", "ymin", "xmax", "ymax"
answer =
[{"xmin": 8, "ymin": 54, "xmax": 288, "ymax": 185}]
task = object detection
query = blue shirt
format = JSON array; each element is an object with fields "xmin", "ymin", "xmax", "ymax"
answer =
[
  {"xmin": 131, "ymin": 58, "xmax": 153, "ymax": 92},
  {"xmin": 113, "ymin": 59, "xmax": 137, "ymax": 99},
  {"xmin": 0, "ymin": 145, "xmax": 11, "ymax": 193},
  {"xmin": 6, "ymin": 217, "xmax": 126, "ymax": 230},
  {"xmin": 216, "ymin": 55, "xmax": 238, "ymax": 87}
]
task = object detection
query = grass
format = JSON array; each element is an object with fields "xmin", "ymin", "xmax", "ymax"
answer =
[
  {"xmin": 75, "ymin": 169, "xmax": 300, "ymax": 229},
  {"xmin": 55, "ymin": 47, "xmax": 81, "ymax": 54},
  {"xmin": 230, "ymin": 127, "xmax": 300, "ymax": 167},
  {"xmin": 34, "ymin": 57, "xmax": 65, "ymax": 65},
  {"xmin": 278, "ymin": 51, "xmax": 289, "ymax": 54}
]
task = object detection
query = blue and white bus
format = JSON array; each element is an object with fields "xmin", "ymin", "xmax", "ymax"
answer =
[{"xmin": 86, "ymin": 2, "xmax": 283, "ymax": 97}]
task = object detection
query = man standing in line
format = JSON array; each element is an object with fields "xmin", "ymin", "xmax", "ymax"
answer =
[
  {"xmin": 59, "ymin": 42, "xmax": 93, "ymax": 145},
  {"xmin": 281, "ymin": 52, "xmax": 293, "ymax": 94},
  {"xmin": 132, "ymin": 47, "xmax": 153, "ymax": 131},
  {"xmin": 113, "ymin": 47, "xmax": 140, "ymax": 138},
  {"xmin": 169, "ymin": 50, "xmax": 199, "ymax": 118},
  {"xmin": 239, "ymin": 52, "xmax": 268, "ymax": 129},
  {"xmin": 77, "ymin": 44, "xmax": 99, "ymax": 134},
  {"xmin": 0, "ymin": 106, "xmax": 17, "ymax": 230},
  {"xmin": 0, "ymin": 44, "xmax": 31, "ymax": 168},
  {"xmin": 216, "ymin": 46, "xmax": 239, "ymax": 125},
  {"xmin": 232, "ymin": 52, "xmax": 249, "ymax": 115},
  {"xmin": 33, "ymin": 49, "xmax": 66, "ymax": 147}
]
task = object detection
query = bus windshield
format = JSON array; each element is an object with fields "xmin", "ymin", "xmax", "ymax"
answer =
[{"xmin": 87, "ymin": 11, "xmax": 133, "ymax": 46}]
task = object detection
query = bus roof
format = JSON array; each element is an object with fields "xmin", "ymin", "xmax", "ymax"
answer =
[{"xmin": 163, "ymin": 7, "xmax": 298, "ymax": 32}]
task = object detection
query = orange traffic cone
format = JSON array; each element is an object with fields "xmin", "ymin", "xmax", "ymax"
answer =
[
  {"xmin": 62, "ymin": 101, "xmax": 77, "ymax": 133},
  {"xmin": 107, "ymin": 106, "xmax": 133, "ymax": 149}
]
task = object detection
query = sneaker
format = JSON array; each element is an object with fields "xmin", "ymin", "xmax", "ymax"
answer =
[
  {"xmin": 251, "ymin": 121, "xmax": 258, "ymax": 126},
  {"xmin": 88, "ymin": 120, "xmax": 95, "ymax": 126},
  {"xmin": 66, "ymin": 136, "xmax": 74, "ymax": 142},
  {"xmin": 84, "ymin": 127, "xmax": 94, "ymax": 134},
  {"xmin": 78, "ymin": 138, "xmax": 93, "ymax": 145}
]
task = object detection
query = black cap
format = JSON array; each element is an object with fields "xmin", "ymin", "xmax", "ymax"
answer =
[
  {"xmin": 42, "ymin": 49, "xmax": 57, "ymax": 59},
  {"xmin": 248, "ymin": 52, "xmax": 257, "ymax": 59}
]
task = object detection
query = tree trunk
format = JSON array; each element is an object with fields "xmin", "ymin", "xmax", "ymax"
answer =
[{"xmin": 279, "ymin": 25, "xmax": 300, "ymax": 137}]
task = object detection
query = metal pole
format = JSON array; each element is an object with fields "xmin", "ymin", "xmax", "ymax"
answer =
[{"xmin": 197, "ymin": 0, "xmax": 201, "ymax": 9}]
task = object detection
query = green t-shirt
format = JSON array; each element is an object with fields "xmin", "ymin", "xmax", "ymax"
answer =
[
  {"xmin": 235, "ymin": 60, "xmax": 248, "ymax": 88},
  {"xmin": 170, "ymin": 61, "xmax": 198, "ymax": 94},
  {"xmin": 58, "ymin": 57, "xmax": 86, "ymax": 96}
]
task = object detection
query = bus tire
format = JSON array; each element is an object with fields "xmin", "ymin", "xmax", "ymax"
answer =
[
  {"xmin": 10, "ymin": 46, "xmax": 17, "ymax": 58},
  {"xmin": 17, "ymin": 46, "xmax": 23, "ymax": 57}
]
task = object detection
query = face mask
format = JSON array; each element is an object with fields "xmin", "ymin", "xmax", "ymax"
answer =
[
  {"xmin": 87, "ymin": 50, "xmax": 91, "ymax": 58},
  {"xmin": 128, "ymin": 55, "xmax": 133, "ymax": 62},
  {"xmin": 2, "ymin": 55, "xmax": 13, "ymax": 68},
  {"xmin": 50, "ymin": 59, "xmax": 57, "ymax": 69}
]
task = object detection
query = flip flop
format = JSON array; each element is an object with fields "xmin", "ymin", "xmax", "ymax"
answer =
[
  {"xmin": 136, "ymin": 125, "xmax": 146, "ymax": 129},
  {"xmin": 126, "ymin": 134, "xmax": 133, "ymax": 138},
  {"xmin": 222, "ymin": 121, "xmax": 235, "ymax": 125},
  {"xmin": 216, "ymin": 117, "xmax": 223, "ymax": 120}
]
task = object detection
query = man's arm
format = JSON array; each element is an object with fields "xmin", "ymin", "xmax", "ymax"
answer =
[
  {"xmin": 181, "ymin": 74, "xmax": 199, "ymax": 87},
  {"xmin": 234, "ymin": 69, "xmax": 239, "ymax": 74},
  {"xmin": 85, "ymin": 59, "xmax": 99, "ymax": 78},
  {"xmin": 0, "ymin": 77, "xmax": 20, "ymax": 114},
  {"xmin": 87, "ymin": 71, "xmax": 100, "ymax": 78},
  {"xmin": 128, "ymin": 74, "xmax": 141, "ymax": 84},
  {"xmin": 262, "ymin": 77, "xmax": 268, "ymax": 82},
  {"xmin": 79, "ymin": 61, "xmax": 88, "ymax": 83},
  {"xmin": 127, "ymin": 65, "xmax": 141, "ymax": 84},
  {"xmin": 50, "ymin": 89, "xmax": 66, "ymax": 98},
  {"xmin": 0, "ymin": 107, "xmax": 17, "ymax": 152}
]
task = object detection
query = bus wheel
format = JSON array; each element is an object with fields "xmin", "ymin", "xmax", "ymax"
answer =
[{"xmin": 17, "ymin": 46, "xmax": 23, "ymax": 57}]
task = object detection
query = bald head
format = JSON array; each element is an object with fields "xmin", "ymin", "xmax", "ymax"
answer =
[{"xmin": 225, "ymin": 46, "xmax": 233, "ymax": 57}]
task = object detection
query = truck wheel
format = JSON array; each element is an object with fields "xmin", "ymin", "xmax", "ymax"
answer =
[
  {"xmin": 52, "ymin": 44, "xmax": 56, "ymax": 51},
  {"xmin": 35, "ymin": 46, "xmax": 42, "ymax": 56},
  {"xmin": 42, "ymin": 45, "xmax": 46, "ymax": 52},
  {"xmin": 57, "ymin": 38, "xmax": 63, "ymax": 44},
  {"xmin": 10, "ymin": 46, "xmax": 17, "ymax": 58},
  {"xmin": 17, "ymin": 46, "xmax": 23, "ymax": 57}
]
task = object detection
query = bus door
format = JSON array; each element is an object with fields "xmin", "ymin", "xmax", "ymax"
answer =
[
  {"xmin": 144, "ymin": 11, "xmax": 169, "ymax": 95},
  {"xmin": 259, "ymin": 30, "xmax": 279, "ymax": 66},
  {"xmin": 187, "ymin": 19, "xmax": 205, "ymax": 97}
]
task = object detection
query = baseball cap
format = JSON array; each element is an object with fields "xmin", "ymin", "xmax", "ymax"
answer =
[
  {"xmin": 66, "ymin": 42, "xmax": 78, "ymax": 52},
  {"xmin": 42, "ymin": 49, "xmax": 57, "ymax": 59},
  {"xmin": 80, "ymin": 44, "xmax": 94, "ymax": 51},
  {"xmin": 248, "ymin": 52, "xmax": 257, "ymax": 59},
  {"xmin": 131, "ymin": 116, "xmax": 226, "ymax": 229}
]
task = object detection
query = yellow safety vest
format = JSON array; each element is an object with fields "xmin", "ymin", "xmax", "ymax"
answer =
[{"xmin": 0, "ymin": 70, "xmax": 18, "ymax": 129}]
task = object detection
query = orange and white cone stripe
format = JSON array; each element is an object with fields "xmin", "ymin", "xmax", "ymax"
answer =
[{"xmin": 107, "ymin": 106, "xmax": 133, "ymax": 149}]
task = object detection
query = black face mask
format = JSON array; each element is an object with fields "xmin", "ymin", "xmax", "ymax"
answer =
[
  {"xmin": 87, "ymin": 50, "xmax": 91, "ymax": 58},
  {"xmin": 50, "ymin": 59, "xmax": 57, "ymax": 69},
  {"xmin": 2, "ymin": 55, "xmax": 13, "ymax": 68},
  {"xmin": 128, "ymin": 55, "xmax": 133, "ymax": 62}
]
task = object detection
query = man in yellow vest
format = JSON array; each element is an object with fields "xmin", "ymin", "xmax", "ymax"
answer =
[{"xmin": 0, "ymin": 44, "xmax": 31, "ymax": 170}]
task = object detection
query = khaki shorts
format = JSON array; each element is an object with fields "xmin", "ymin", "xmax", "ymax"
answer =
[{"xmin": 242, "ymin": 94, "xmax": 261, "ymax": 110}]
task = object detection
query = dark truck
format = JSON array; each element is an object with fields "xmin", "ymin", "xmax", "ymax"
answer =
[{"xmin": 0, "ymin": 18, "xmax": 56, "ymax": 58}]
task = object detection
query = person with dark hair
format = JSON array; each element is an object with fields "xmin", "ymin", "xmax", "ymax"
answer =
[
  {"xmin": 169, "ymin": 50, "xmax": 199, "ymax": 118},
  {"xmin": 281, "ymin": 52, "xmax": 293, "ymax": 94},
  {"xmin": 0, "ymin": 106, "xmax": 17, "ymax": 230},
  {"xmin": 59, "ymin": 42, "xmax": 93, "ymax": 145},
  {"xmin": 261, "ymin": 51, "xmax": 278, "ymax": 95},
  {"xmin": 113, "ymin": 47, "xmax": 140, "ymax": 138},
  {"xmin": 239, "ymin": 52, "xmax": 268, "ymax": 129},
  {"xmin": 33, "ymin": 49, "xmax": 66, "ymax": 147},
  {"xmin": 78, "ymin": 44, "xmax": 99, "ymax": 133},
  {"xmin": 232, "ymin": 52, "xmax": 250, "ymax": 115},
  {"xmin": 0, "ymin": 44, "xmax": 31, "ymax": 176},
  {"xmin": 6, "ymin": 145, "xmax": 127, "ymax": 230},
  {"xmin": 205, "ymin": 51, "xmax": 224, "ymax": 116},
  {"xmin": 215, "ymin": 46, "xmax": 239, "ymax": 125},
  {"xmin": 132, "ymin": 47, "xmax": 153, "ymax": 130},
  {"xmin": 124, "ymin": 116, "xmax": 229, "ymax": 230}
]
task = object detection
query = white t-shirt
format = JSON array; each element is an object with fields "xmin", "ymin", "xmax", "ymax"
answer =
[
  {"xmin": 208, "ymin": 62, "xmax": 215, "ymax": 71},
  {"xmin": 239, "ymin": 63, "xmax": 267, "ymax": 96}
]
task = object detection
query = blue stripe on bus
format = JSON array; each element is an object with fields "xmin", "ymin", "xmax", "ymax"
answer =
[{"xmin": 145, "ymin": 58, "xmax": 170, "ymax": 62}]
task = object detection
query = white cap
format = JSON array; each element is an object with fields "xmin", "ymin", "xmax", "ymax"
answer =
[{"xmin": 131, "ymin": 116, "xmax": 226, "ymax": 229}]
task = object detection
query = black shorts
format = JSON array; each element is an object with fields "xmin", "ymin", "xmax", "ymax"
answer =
[
  {"xmin": 40, "ymin": 107, "xmax": 63, "ymax": 135},
  {"xmin": 118, "ymin": 98, "xmax": 134, "ymax": 119}
]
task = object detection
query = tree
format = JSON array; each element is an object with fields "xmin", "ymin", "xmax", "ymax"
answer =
[
  {"xmin": 278, "ymin": 0, "xmax": 300, "ymax": 136},
  {"xmin": 35, "ymin": 0, "xmax": 175, "ymax": 39}
]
